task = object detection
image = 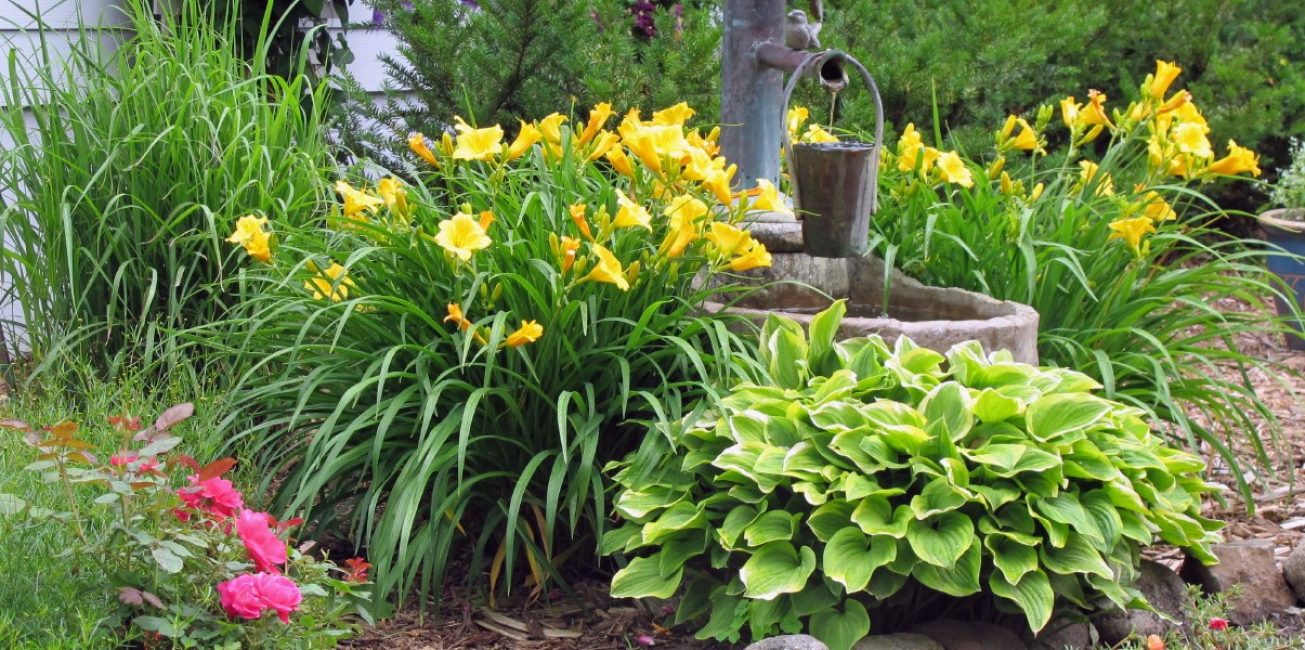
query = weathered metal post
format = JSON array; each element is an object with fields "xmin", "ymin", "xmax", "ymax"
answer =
[{"xmin": 720, "ymin": 0, "xmax": 786, "ymax": 191}]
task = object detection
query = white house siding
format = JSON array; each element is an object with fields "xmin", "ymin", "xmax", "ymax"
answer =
[{"xmin": 0, "ymin": 0, "xmax": 402, "ymax": 346}]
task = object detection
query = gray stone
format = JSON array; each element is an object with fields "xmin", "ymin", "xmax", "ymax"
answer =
[
  {"xmin": 745, "ymin": 219, "xmax": 805, "ymax": 253},
  {"xmin": 1093, "ymin": 560, "xmax": 1187, "ymax": 644},
  {"xmin": 1284, "ymin": 542, "xmax": 1305, "ymax": 603},
  {"xmin": 1026, "ymin": 616, "xmax": 1094, "ymax": 650},
  {"xmin": 906, "ymin": 620, "xmax": 1027, "ymax": 650},
  {"xmin": 1180, "ymin": 540, "xmax": 1297, "ymax": 625},
  {"xmin": 852, "ymin": 633, "xmax": 943, "ymax": 650},
  {"xmin": 705, "ymin": 252, "xmax": 1040, "ymax": 364},
  {"xmin": 745, "ymin": 634, "xmax": 830, "ymax": 650}
]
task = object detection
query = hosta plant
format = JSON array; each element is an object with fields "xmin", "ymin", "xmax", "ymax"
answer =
[{"xmin": 604, "ymin": 302, "xmax": 1223, "ymax": 650}]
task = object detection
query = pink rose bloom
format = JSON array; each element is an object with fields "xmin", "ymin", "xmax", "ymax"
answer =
[
  {"xmin": 252, "ymin": 572, "xmax": 302, "ymax": 623},
  {"xmin": 177, "ymin": 476, "xmax": 244, "ymax": 519},
  {"xmin": 216, "ymin": 574, "xmax": 265, "ymax": 620},
  {"xmin": 237, "ymin": 509, "xmax": 287, "ymax": 573}
]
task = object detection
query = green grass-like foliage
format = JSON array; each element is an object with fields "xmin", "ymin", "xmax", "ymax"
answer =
[
  {"xmin": 0, "ymin": 0, "xmax": 334, "ymax": 374},
  {"xmin": 861, "ymin": 78, "xmax": 1296, "ymax": 501},
  {"xmin": 604, "ymin": 302, "xmax": 1223, "ymax": 650},
  {"xmin": 214, "ymin": 112, "xmax": 762, "ymax": 608}
]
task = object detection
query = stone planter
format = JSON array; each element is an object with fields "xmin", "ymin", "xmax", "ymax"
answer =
[
  {"xmin": 706, "ymin": 220, "xmax": 1040, "ymax": 364},
  {"xmin": 1258, "ymin": 208, "xmax": 1305, "ymax": 351}
]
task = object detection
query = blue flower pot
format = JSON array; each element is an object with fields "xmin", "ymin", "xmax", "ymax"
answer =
[{"xmin": 1260, "ymin": 209, "xmax": 1305, "ymax": 351}]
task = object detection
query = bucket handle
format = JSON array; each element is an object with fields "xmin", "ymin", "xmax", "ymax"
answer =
[{"xmin": 780, "ymin": 50, "xmax": 885, "ymax": 214}]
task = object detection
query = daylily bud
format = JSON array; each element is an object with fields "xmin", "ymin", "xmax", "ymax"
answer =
[
  {"xmin": 1029, "ymin": 182, "xmax": 1045, "ymax": 201},
  {"xmin": 624, "ymin": 260, "xmax": 641, "ymax": 287},
  {"xmin": 987, "ymin": 156, "xmax": 1006, "ymax": 178}
]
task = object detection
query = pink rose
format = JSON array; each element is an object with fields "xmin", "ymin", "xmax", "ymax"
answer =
[
  {"xmin": 252, "ymin": 572, "xmax": 302, "ymax": 623},
  {"xmin": 236, "ymin": 509, "xmax": 287, "ymax": 573},
  {"xmin": 177, "ymin": 476, "xmax": 244, "ymax": 520},
  {"xmin": 216, "ymin": 574, "xmax": 264, "ymax": 620},
  {"xmin": 216, "ymin": 573, "xmax": 302, "ymax": 624}
]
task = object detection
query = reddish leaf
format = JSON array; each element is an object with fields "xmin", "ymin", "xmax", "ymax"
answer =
[
  {"xmin": 118, "ymin": 587, "xmax": 144, "ymax": 606},
  {"xmin": 141, "ymin": 591, "xmax": 165, "ymax": 609},
  {"xmin": 23, "ymin": 431, "xmax": 42, "ymax": 447},
  {"xmin": 0, "ymin": 419, "xmax": 31, "ymax": 431},
  {"xmin": 170, "ymin": 451, "xmax": 198, "ymax": 472},
  {"xmin": 46, "ymin": 420, "xmax": 78, "ymax": 438},
  {"xmin": 153, "ymin": 403, "xmax": 194, "ymax": 432},
  {"xmin": 197, "ymin": 458, "xmax": 235, "ymax": 481}
]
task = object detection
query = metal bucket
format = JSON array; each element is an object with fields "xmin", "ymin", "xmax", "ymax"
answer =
[{"xmin": 782, "ymin": 52, "xmax": 884, "ymax": 258}]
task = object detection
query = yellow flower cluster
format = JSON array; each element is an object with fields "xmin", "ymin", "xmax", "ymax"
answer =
[
  {"xmin": 891, "ymin": 123, "xmax": 973, "ymax": 188},
  {"xmin": 786, "ymin": 106, "xmax": 840, "ymax": 144}
]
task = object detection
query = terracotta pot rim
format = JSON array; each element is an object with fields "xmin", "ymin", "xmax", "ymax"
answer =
[{"xmin": 1258, "ymin": 208, "xmax": 1305, "ymax": 233}]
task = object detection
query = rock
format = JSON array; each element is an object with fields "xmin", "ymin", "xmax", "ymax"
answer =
[
  {"xmin": 1284, "ymin": 542, "xmax": 1305, "ymax": 603},
  {"xmin": 906, "ymin": 620, "xmax": 1027, "ymax": 650},
  {"xmin": 745, "ymin": 635, "xmax": 830, "ymax": 650},
  {"xmin": 1026, "ymin": 616, "xmax": 1093, "ymax": 650},
  {"xmin": 1093, "ymin": 560, "xmax": 1188, "ymax": 644},
  {"xmin": 745, "ymin": 219, "xmax": 805, "ymax": 253},
  {"xmin": 852, "ymin": 633, "xmax": 943, "ymax": 650},
  {"xmin": 1180, "ymin": 540, "xmax": 1297, "ymax": 625}
]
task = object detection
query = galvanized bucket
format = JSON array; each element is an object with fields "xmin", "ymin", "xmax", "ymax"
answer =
[{"xmin": 782, "ymin": 51, "xmax": 884, "ymax": 258}]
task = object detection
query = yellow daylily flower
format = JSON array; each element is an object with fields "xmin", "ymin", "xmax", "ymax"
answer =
[
  {"xmin": 560, "ymin": 235, "xmax": 581, "ymax": 272},
  {"xmin": 569, "ymin": 203, "xmax": 594, "ymax": 240},
  {"xmin": 802, "ymin": 124, "xmax": 839, "ymax": 143},
  {"xmin": 936, "ymin": 152, "xmax": 973, "ymax": 188},
  {"xmin": 226, "ymin": 215, "xmax": 272, "ymax": 263},
  {"xmin": 1148, "ymin": 60, "xmax": 1182, "ymax": 100},
  {"xmin": 504, "ymin": 320, "xmax": 543, "ymax": 348},
  {"xmin": 376, "ymin": 177, "xmax": 411, "ymax": 218},
  {"xmin": 651, "ymin": 102, "xmax": 695, "ymax": 126},
  {"xmin": 444, "ymin": 303, "xmax": 473, "ymax": 331},
  {"xmin": 505, "ymin": 121, "xmax": 542, "ymax": 162},
  {"xmin": 749, "ymin": 178, "xmax": 793, "ymax": 216},
  {"xmin": 1010, "ymin": 118, "xmax": 1042, "ymax": 153},
  {"xmin": 1081, "ymin": 90, "xmax": 1112, "ymax": 127},
  {"xmin": 538, "ymin": 113, "xmax": 567, "ymax": 145},
  {"xmin": 305, "ymin": 260, "xmax": 355, "ymax": 302},
  {"xmin": 581, "ymin": 244, "xmax": 631, "ymax": 291},
  {"xmin": 659, "ymin": 207, "xmax": 701, "ymax": 259},
  {"xmin": 336, "ymin": 180, "xmax": 385, "ymax": 219},
  {"xmin": 478, "ymin": 210, "xmax": 496, "ymax": 231},
  {"xmin": 896, "ymin": 123, "xmax": 924, "ymax": 171},
  {"xmin": 434, "ymin": 210, "xmax": 492, "ymax": 261},
  {"xmin": 729, "ymin": 240, "xmax": 772, "ymax": 272},
  {"xmin": 451, "ymin": 118, "xmax": 505, "ymax": 160},
  {"xmin": 1078, "ymin": 160, "xmax": 1115, "ymax": 196},
  {"xmin": 703, "ymin": 164, "xmax": 737, "ymax": 206},
  {"xmin": 705, "ymin": 222, "xmax": 753, "ymax": 258},
  {"xmin": 408, "ymin": 132, "xmax": 441, "ymax": 168},
  {"xmin": 1108, "ymin": 216, "xmax": 1156, "ymax": 256},
  {"xmin": 623, "ymin": 124, "xmax": 689, "ymax": 175},
  {"xmin": 579, "ymin": 103, "xmax": 614, "ymax": 145},
  {"xmin": 585, "ymin": 131, "xmax": 620, "ymax": 162},
  {"xmin": 1059, "ymin": 97, "xmax": 1080, "ymax": 130},
  {"xmin": 1206, "ymin": 140, "xmax": 1262, "ymax": 177},
  {"xmin": 613, "ymin": 190, "xmax": 653, "ymax": 231},
  {"xmin": 1156, "ymin": 90, "xmax": 1190, "ymax": 115},
  {"xmin": 1137, "ymin": 190, "xmax": 1177, "ymax": 221},
  {"xmin": 606, "ymin": 146, "xmax": 636, "ymax": 177},
  {"xmin": 1172, "ymin": 121, "xmax": 1212, "ymax": 158},
  {"xmin": 787, "ymin": 106, "xmax": 809, "ymax": 136}
]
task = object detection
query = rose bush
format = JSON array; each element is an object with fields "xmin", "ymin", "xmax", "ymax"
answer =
[{"xmin": 0, "ymin": 406, "xmax": 371, "ymax": 647}]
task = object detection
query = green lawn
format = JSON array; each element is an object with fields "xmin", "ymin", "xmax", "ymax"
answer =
[{"xmin": 0, "ymin": 376, "xmax": 231, "ymax": 648}]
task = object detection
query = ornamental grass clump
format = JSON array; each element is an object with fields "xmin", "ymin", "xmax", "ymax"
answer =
[
  {"xmin": 604, "ymin": 302, "xmax": 1223, "ymax": 650},
  {"xmin": 0, "ymin": 0, "xmax": 334, "ymax": 376},
  {"xmin": 215, "ymin": 102, "xmax": 776, "ymax": 606},
  {"xmin": 866, "ymin": 61, "xmax": 1293, "ymax": 495}
]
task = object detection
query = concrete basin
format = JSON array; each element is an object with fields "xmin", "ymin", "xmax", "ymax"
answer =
[{"xmin": 707, "ymin": 219, "xmax": 1040, "ymax": 364}]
